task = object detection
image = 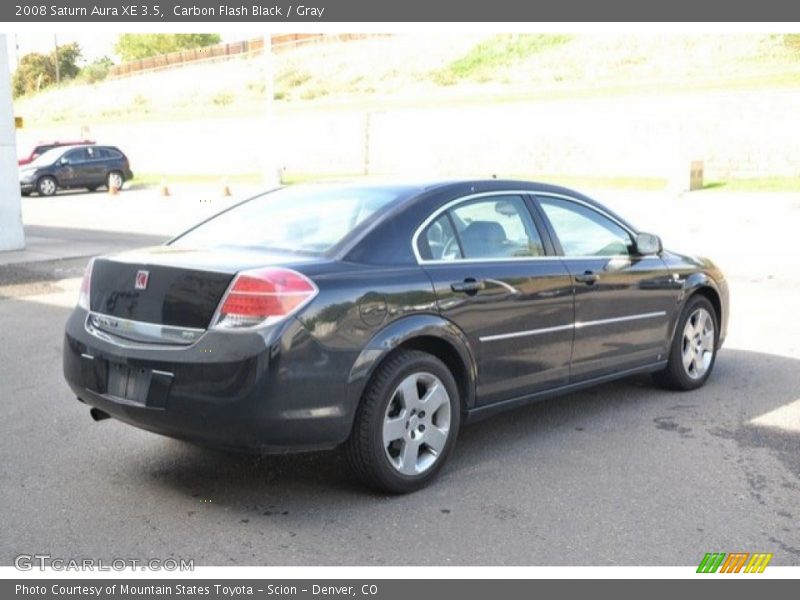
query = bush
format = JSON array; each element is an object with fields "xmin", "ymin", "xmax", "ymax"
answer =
[{"xmin": 77, "ymin": 56, "xmax": 114, "ymax": 84}]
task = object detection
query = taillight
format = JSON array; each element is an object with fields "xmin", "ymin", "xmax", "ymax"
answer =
[
  {"xmin": 212, "ymin": 267, "xmax": 317, "ymax": 329},
  {"xmin": 77, "ymin": 258, "xmax": 95, "ymax": 310}
]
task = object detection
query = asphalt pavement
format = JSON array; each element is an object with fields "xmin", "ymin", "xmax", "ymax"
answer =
[{"xmin": 1, "ymin": 192, "xmax": 799, "ymax": 566}]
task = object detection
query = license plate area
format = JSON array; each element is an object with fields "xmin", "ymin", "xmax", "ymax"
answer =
[{"xmin": 107, "ymin": 362, "xmax": 151, "ymax": 405}]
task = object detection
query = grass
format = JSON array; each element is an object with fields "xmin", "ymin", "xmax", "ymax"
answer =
[
  {"xmin": 133, "ymin": 172, "xmax": 800, "ymax": 193},
  {"xmin": 432, "ymin": 34, "xmax": 572, "ymax": 85},
  {"xmin": 701, "ymin": 177, "xmax": 800, "ymax": 193},
  {"xmin": 509, "ymin": 174, "xmax": 668, "ymax": 190}
]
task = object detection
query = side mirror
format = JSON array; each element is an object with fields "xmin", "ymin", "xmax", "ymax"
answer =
[{"xmin": 635, "ymin": 232, "xmax": 662, "ymax": 255}]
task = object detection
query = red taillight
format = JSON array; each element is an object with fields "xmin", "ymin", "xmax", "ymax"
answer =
[
  {"xmin": 213, "ymin": 267, "xmax": 317, "ymax": 329},
  {"xmin": 77, "ymin": 258, "xmax": 95, "ymax": 310}
]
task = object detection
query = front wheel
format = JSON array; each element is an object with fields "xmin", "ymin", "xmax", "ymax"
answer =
[
  {"xmin": 346, "ymin": 350, "xmax": 461, "ymax": 493},
  {"xmin": 37, "ymin": 176, "xmax": 57, "ymax": 196},
  {"xmin": 653, "ymin": 295, "xmax": 718, "ymax": 390}
]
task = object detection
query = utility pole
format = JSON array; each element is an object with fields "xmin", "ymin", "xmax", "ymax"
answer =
[
  {"xmin": 53, "ymin": 34, "xmax": 60, "ymax": 84},
  {"xmin": 0, "ymin": 34, "xmax": 26, "ymax": 251},
  {"xmin": 261, "ymin": 33, "xmax": 280, "ymax": 186}
]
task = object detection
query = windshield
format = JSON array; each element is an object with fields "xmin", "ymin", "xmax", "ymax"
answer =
[
  {"xmin": 27, "ymin": 147, "xmax": 67, "ymax": 168},
  {"xmin": 171, "ymin": 185, "xmax": 405, "ymax": 255}
]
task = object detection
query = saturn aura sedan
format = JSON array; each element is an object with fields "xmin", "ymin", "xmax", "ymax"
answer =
[{"xmin": 63, "ymin": 180, "xmax": 728, "ymax": 493}]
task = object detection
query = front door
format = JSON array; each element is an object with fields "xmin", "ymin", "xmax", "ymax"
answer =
[
  {"xmin": 535, "ymin": 194, "xmax": 678, "ymax": 381},
  {"xmin": 417, "ymin": 193, "xmax": 575, "ymax": 405}
]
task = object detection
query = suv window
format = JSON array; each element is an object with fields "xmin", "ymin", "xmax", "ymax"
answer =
[
  {"xmin": 538, "ymin": 196, "xmax": 634, "ymax": 257},
  {"xmin": 64, "ymin": 148, "xmax": 89, "ymax": 164},
  {"xmin": 418, "ymin": 195, "xmax": 544, "ymax": 261}
]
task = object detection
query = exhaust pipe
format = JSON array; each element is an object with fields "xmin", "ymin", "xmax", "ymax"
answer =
[{"xmin": 90, "ymin": 408, "xmax": 111, "ymax": 422}]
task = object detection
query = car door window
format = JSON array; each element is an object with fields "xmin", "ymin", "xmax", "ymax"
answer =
[
  {"xmin": 450, "ymin": 196, "xmax": 544, "ymax": 259},
  {"xmin": 64, "ymin": 149, "xmax": 88, "ymax": 164},
  {"xmin": 418, "ymin": 195, "xmax": 544, "ymax": 261},
  {"xmin": 538, "ymin": 197, "xmax": 634, "ymax": 257}
]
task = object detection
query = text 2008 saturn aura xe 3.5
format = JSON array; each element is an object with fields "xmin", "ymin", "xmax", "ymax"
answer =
[{"xmin": 63, "ymin": 180, "xmax": 728, "ymax": 493}]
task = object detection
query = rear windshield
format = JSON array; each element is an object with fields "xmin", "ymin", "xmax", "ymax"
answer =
[{"xmin": 171, "ymin": 185, "xmax": 404, "ymax": 255}]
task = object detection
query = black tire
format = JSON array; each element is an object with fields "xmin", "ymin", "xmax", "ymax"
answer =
[
  {"xmin": 37, "ymin": 176, "xmax": 57, "ymax": 197},
  {"xmin": 87, "ymin": 186, "xmax": 98, "ymax": 192},
  {"xmin": 653, "ymin": 294, "xmax": 719, "ymax": 391},
  {"xmin": 345, "ymin": 349, "xmax": 461, "ymax": 494},
  {"xmin": 107, "ymin": 171, "xmax": 124, "ymax": 191}
]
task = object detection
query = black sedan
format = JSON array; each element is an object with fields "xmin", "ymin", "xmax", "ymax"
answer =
[
  {"xmin": 20, "ymin": 144, "xmax": 133, "ymax": 196},
  {"xmin": 63, "ymin": 180, "xmax": 729, "ymax": 493}
]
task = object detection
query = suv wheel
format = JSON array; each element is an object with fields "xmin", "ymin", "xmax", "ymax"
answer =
[
  {"xmin": 346, "ymin": 350, "xmax": 461, "ymax": 493},
  {"xmin": 107, "ymin": 171, "xmax": 124, "ymax": 191},
  {"xmin": 37, "ymin": 176, "xmax": 57, "ymax": 196}
]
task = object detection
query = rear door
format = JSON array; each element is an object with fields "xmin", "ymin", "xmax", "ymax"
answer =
[
  {"xmin": 534, "ymin": 194, "xmax": 677, "ymax": 381},
  {"xmin": 83, "ymin": 147, "xmax": 109, "ymax": 186},
  {"xmin": 416, "ymin": 192, "xmax": 574, "ymax": 405}
]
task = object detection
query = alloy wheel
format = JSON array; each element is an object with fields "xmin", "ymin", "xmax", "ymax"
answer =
[
  {"xmin": 681, "ymin": 307, "xmax": 715, "ymax": 379},
  {"xmin": 382, "ymin": 371, "xmax": 452, "ymax": 476}
]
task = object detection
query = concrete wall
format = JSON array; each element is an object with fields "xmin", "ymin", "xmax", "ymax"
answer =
[
  {"xmin": 0, "ymin": 35, "xmax": 25, "ymax": 251},
  {"xmin": 16, "ymin": 87, "xmax": 800, "ymax": 182}
]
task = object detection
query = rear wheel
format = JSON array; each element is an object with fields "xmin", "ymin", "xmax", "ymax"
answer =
[
  {"xmin": 37, "ymin": 176, "xmax": 57, "ymax": 196},
  {"xmin": 346, "ymin": 350, "xmax": 461, "ymax": 493},
  {"xmin": 87, "ymin": 186, "xmax": 98, "ymax": 192},
  {"xmin": 107, "ymin": 171, "xmax": 124, "ymax": 191},
  {"xmin": 653, "ymin": 295, "xmax": 718, "ymax": 390}
]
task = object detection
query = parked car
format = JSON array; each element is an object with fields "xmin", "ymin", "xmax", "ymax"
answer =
[
  {"xmin": 18, "ymin": 139, "xmax": 95, "ymax": 166},
  {"xmin": 63, "ymin": 180, "xmax": 728, "ymax": 493},
  {"xmin": 19, "ymin": 144, "xmax": 133, "ymax": 196}
]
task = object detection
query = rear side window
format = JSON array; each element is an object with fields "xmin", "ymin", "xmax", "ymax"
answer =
[
  {"xmin": 171, "ymin": 185, "xmax": 403, "ymax": 255},
  {"xmin": 418, "ymin": 195, "xmax": 545, "ymax": 261},
  {"xmin": 103, "ymin": 148, "xmax": 123, "ymax": 159}
]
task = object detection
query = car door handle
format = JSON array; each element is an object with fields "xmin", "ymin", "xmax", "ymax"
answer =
[
  {"xmin": 451, "ymin": 279, "xmax": 484, "ymax": 295},
  {"xmin": 574, "ymin": 271, "xmax": 599, "ymax": 285}
]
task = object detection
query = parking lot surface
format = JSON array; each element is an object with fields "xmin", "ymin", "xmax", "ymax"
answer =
[{"xmin": 1, "ymin": 188, "xmax": 799, "ymax": 565}]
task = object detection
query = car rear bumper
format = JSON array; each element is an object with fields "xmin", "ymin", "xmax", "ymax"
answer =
[
  {"xmin": 20, "ymin": 182, "xmax": 35, "ymax": 192},
  {"xmin": 63, "ymin": 309, "xmax": 353, "ymax": 453}
]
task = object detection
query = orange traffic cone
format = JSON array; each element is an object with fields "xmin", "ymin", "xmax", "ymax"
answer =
[
  {"xmin": 108, "ymin": 183, "xmax": 119, "ymax": 196},
  {"xmin": 160, "ymin": 179, "xmax": 170, "ymax": 197},
  {"xmin": 222, "ymin": 178, "xmax": 232, "ymax": 197}
]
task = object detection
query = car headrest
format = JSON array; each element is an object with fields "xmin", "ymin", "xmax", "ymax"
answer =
[{"xmin": 461, "ymin": 221, "xmax": 507, "ymax": 244}]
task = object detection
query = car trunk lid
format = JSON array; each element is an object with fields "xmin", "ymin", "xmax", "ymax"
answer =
[{"xmin": 89, "ymin": 246, "xmax": 321, "ymax": 334}]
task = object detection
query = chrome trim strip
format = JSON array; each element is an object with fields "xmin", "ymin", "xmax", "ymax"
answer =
[
  {"xmin": 480, "ymin": 323, "xmax": 574, "ymax": 342},
  {"xmin": 577, "ymin": 311, "xmax": 667, "ymax": 329},
  {"xmin": 478, "ymin": 310, "xmax": 667, "ymax": 343},
  {"xmin": 86, "ymin": 312, "xmax": 205, "ymax": 347},
  {"xmin": 411, "ymin": 189, "xmax": 639, "ymax": 265}
]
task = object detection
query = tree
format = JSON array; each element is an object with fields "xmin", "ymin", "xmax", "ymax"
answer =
[
  {"xmin": 114, "ymin": 34, "xmax": 221, "ymax": 62},
  {"xmin": 12, "ymin": 42, "xmax": 82, "ymax": 97}
]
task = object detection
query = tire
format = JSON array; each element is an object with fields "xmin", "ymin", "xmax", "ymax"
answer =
[
  {"xmin": 37, "ymin": 176, "xmax": 57, "ymax": 197},
  {"xmin": 346, "ymin": 349, "xmax": 461, "ymax": 494},
  {"xmin": 87, "ymin": 186, "xmax": 98, "ymax": 192},
  {"xmin": 21, "ymin": 191, "xmax": 31, "ymax": 197},
  {"xmin": 107, "ymin": 171, "xmax": 124, "ymax": 191},
  {"xmin": 653, "ymin": 294, "xmax": 719, "ymax": 391}
]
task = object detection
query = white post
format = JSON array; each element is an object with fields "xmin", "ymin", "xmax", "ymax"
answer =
[{"xmin": 0, "ymin": 34, "xmax": 25, "ymax": 252}]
